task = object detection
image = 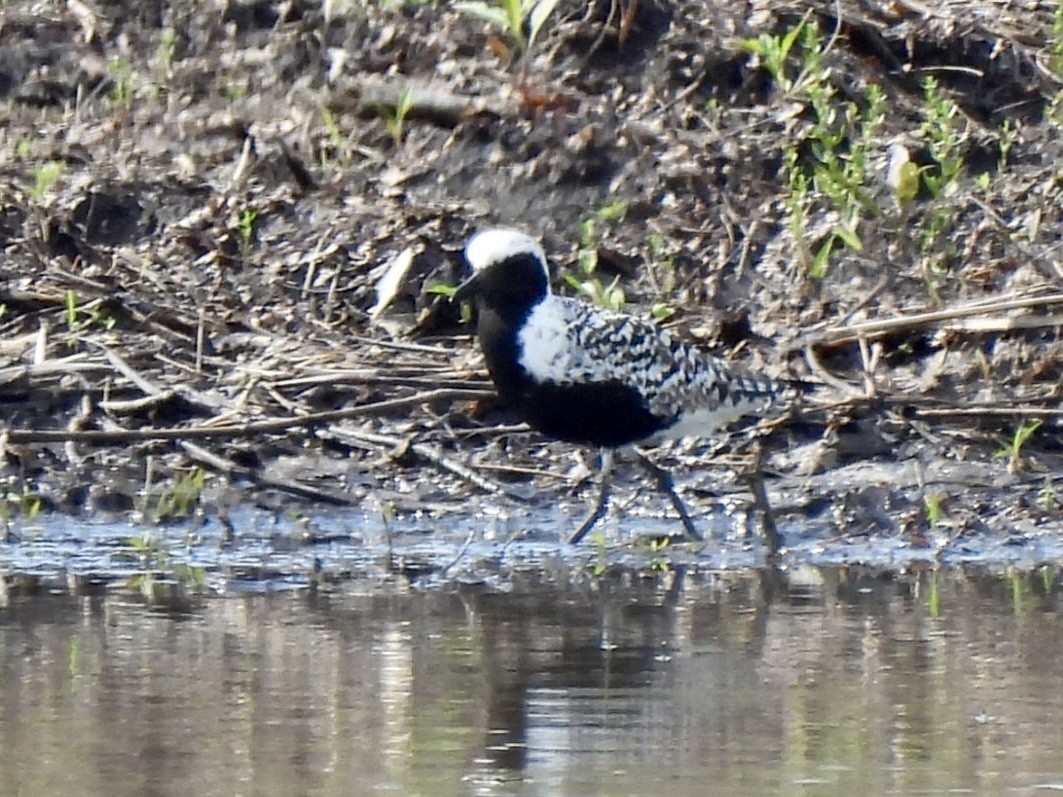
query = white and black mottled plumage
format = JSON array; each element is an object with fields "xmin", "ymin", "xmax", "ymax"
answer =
[{"xmin": 455, "ymin": 228, "xmax": 791, "ymax": 449}]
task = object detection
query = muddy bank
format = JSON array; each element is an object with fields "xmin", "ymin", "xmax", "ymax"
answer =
[{"xmin": 1, "ymin": 0, "xmax": 1062, "ymax": 571}]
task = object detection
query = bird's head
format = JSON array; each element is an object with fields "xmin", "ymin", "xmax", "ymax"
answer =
[{"xmin": 453, "ymin": 229, "xmax": 551, "ymax": 312}]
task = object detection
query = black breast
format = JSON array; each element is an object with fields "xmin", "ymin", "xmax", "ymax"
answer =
[{"xmin": 473, "ymin": 293, "xmax": 667, "ymax": 448}]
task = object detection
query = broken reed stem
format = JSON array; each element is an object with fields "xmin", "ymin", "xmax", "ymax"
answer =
[
  {"xmin": 811, "ymin": 290, "xmax": 1063, "ymax": 345},
  {"xmin": 3, "ymin": 388, "xmax": 494, "ymax": 444}
]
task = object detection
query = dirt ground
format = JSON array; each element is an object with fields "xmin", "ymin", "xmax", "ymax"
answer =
[{"xmin": 2, "ymin": 0, "xmax": 1063, "ymax": 560}]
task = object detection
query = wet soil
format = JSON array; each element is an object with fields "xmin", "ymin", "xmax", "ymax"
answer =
[{"xmin": 2, "ymin": 0, "xmax": 1063, "ymax": 578}]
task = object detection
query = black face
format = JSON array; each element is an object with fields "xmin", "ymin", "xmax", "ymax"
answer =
[{"xmin": 455, "ymin": 252, "xmax": 550, "ymax": 325}]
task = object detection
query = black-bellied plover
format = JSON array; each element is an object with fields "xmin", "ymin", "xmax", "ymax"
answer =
[{"xmin": 454, "ymin": 228, "xmax": 794, "ymax": 544}]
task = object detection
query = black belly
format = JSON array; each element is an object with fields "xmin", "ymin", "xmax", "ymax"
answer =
[
  {"xmin": 474, "ymin": 309, "xmax": 667, "ymax": 447},
  {"xmin": 516, "ymin": 379, "xmax": 668, "ymax": 448}
]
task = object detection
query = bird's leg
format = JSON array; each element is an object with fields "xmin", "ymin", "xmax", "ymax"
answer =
[
  {"xmin": 568, "ymin": 448, "xmax": 614, "ymax": 544},
  {"xmin": 741, "ymin": 441, "xmax": 782, "ymax": 556},
  {"xmin": 633, "ymin": 447, "xmax": 702, "ymax": 540}
]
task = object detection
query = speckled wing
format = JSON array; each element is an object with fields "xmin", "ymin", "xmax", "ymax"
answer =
[{"xmin": 553, "ymin": 298, "xmax": 786, "ymax": 429}]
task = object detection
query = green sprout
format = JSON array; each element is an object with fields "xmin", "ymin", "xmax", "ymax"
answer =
[
  {"xmin": 995, "ymin": 419, "xmax": 1042, "ymax": 474},
  {"xmin": 925, "ymin": 574, "xmax": 940, "ymax": 617},
  {"xmin": 1038, "ymin": 481, "xmax": 1058, "ymax": 510},
  {"xmin": 454, "ymin": 0, "xmax": 561, "ymax": 54},
  {"xmin": 739, "ymin": 10, "xmax": 813, "ymax": 94},
  {"xmin": 30, "ymin": 161, "xmax": 64, "ymax": 200},
  {"xmin": 153, "ymin": 468, "xmax": 208, "ymax": 523},
  {"xmin": 564, "ymin": 218, "xmax": 625, "ymax": 311},
  {"xmin": 1050, "ymin": 1, "xmax": 1063, "ymax": 78},
  {"xmin": 109, "ymin": 58, "xmax": 134, "ymax": 107},
  {"xmin": 650, "ymin": 303, "xmax": 675, "ymax": 321},
  {"xmin": 596, "ymin": 199, "xmax": 628, "ymax": 222},
  {"xmin": 920, "ymin": 75, "xmax": 966, "ymax": 197},
  {"xmin": 320, "ymin": 105, "xmax": 349, "ymax": 167},
  {"xmin": 237, "ymin": 208, "xmax": 257, "ymax": 255},
  {"xmin": 0, "ymin": 488, "xmax": 42, "ymax": 537},
  {"xmin": 127, "ymin": 530, "xmax": 167, "ymax": 564},
  {"xmin": 157, "ymin": 29, "xmax": 177, "ymax": 77},
  {"xmin": 887, "ymin": 143, "xmax": 920, "ymax": 207},
  {"xmin": 647, "ymin": 535, "xmax": 672, "ymax": 573},
  {"xmin": 222, "ymin": 75, "xmax": 248, "ymax": 99},
  {"xmin": 997, "ymin": 117, "xmax": 1018, "ymax": 172},
  {"xmin": 923, "ymin": 491, "xmax": 947, "ymax": 526},
  {"xmin": 589, "ymin": 531, "xmax": 609, "ymax": 576},
  {"xmin": 426, "ymin": 283, "xmax": 458, "ymax": 299},
  {"xmin": 743, "ymin": 15, "xmax": 884, "ymax": 277},
  {"xmin": 430, "ymin": 282, "xmax": 473, "ymax": 323},
  {"xmin": 643, "ymin": 233, "xmax": 677, "ymax": 318},
  {"xmin": 64, "ymin": 289, "xmax": 80, "ymax": 329},
  {"xmin": 385, "ymin": 87, "xmax": 415, "ymax": 145}
]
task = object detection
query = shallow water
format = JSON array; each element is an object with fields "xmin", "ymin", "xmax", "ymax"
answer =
[
  {"xmin": 2, "ymin": 566, "xmax": 1063, "ymax": 797},
  {"xmin": 6, "ymin": 499, "xmax": 1063, "ymax": 589}
]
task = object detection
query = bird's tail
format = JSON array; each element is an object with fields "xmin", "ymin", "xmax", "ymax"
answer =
[{"xmin": 727, "ymin": 370, "xmax": 807, "ymax": 410}]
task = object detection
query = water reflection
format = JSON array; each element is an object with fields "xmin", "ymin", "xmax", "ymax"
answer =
[{"xmin": 1, "ymin": 567, "xmax": 1062, "ymax": 796}]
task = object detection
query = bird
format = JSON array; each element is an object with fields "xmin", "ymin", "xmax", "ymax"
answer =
[{"xmin": 453, "ymin": 227, "xmax": 795, "ymax": 545}]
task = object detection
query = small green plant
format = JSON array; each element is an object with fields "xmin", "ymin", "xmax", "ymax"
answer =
[
  {"xmin": 385, "ymin": 87, "xmax": 415, "ymax": 145},
  {"xmin": 1048, "ymin": 5, "xmax": 1063, "ymax": 123},
  {"xmin": 171, "ymin": 563, "xmax": 206, "ymax": 586},
  {"xmin": 14, "ymin": 139, "xmax": 32, "ymax": 160},
  {"xmin": 237, "ymin": 208, "xmax": 257, "ymax": 256},
  {"xmin": 126, "ymin": 531, "xmax": 206, "ymax": 600},
  {"xmin": 650, "ymin": 303, "xmax": 675, "ymax": 321},
  {"xmin": 596, "ymin": 199, "xmax": 628, "ymax": 223},
  {"xmin": 30, "ymin": 161, "xmax": 64, "ymax": 200},
  {"xmin": 564, "ymin": 218, "xmax": 625, "ymax": 311},
  {"xmin": 995, "ymin": 419, "xmax": 1042, "ymax": 473},
  {"xmin": 454, "ymin": 0, "xmax": 561, "ymax": 54},
  {"xmin": 1037, "ymin": 480, "xmax": 1058, "ymax": 510},
  {"xmin": 88, "ymin": 306, "xmax": 118, "ymax": 330},
  {"xmin": 581, "ymin": 280, "xmax": 626, "ymax": 311},
  {"xmin": 320, "ymin": 105, "xmax": 349, "ymax": 167},
  {"xmin": 17, "ymin": 493, "xmax": 42, "ymax": 524},
  {"xmin": 430, "ymin": 282, "xmax": 474, "ymax": 323},
  {"xmin": 887, "ymin": 143, "xmax": 920, "ymax": 207},
  {"xmin": 739, "ymin": 10, "xmax": 812, "ymax": 93},
  {"xmin": 427, "ymin": 283, "xmax": 457, "ymax": 299},
  {"xmin": 153, "ymin": 468, "xmax": 208, "ymax": 523},
  {"xmin": 644, "ymin": 233, "xmax": 677, "ymax": 319},
  {"xmin": 916, "ymin": 203, "xmax": 958, "ymax": 300},
  {"xmin": 1050, "ymin": 1, "xmax": 1063, "ymax": 78},
  {"xmin": 646, "ymin": 535, "xmax": 672, "ymax": 573},
  {"xmin": 742, "ymin": 15, "xmax": 884, "ymax": 277},
  {"xmin": 222, "ymin": 75, "xmax": 248, "ymax": 99},
  {"xmin": 925, "ymin": 573, "xmax": 940, "ymax": 617},
  {"xmin": 123, "ymin": 533, "xmax": 166, "ymax": 603},
  {"xmin": 589, "ymin": 531, "xmax": 609, "ymax": 576},
  {"xmin": 0, "ymin": 489, "xmax": 42, "ymax": 534},
  {"xmin": 923, "ymin": 491, "xmax": 947, "ymax": 526},
  {"xmin": 128, "ymin": 530, "xmax": 167, "ymax": 565},
  {"xmin": 156, "ymin": 29, "xmax": 177, "ymax": 77},
  {"xmin": 109, "ymin": 58, "xmax": 134, "ymax": 107},
  {"xmin": 920, "ymin": 76, "xmax": 966, "ymax": 198},
  {"xmin": 64, "ymin": 289, "xmax": 80, "ymax": 329},
  {"xmin": 1008, "ymin": 569, "xmax": 1027, "ymax": 613},
  {"xmin": 997, "ymin": 117, "xmax": 1018, "ymax": 172},
  {"xmin": 58, "ymin": 291, "xmax": 115, "ymax": 332}
]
